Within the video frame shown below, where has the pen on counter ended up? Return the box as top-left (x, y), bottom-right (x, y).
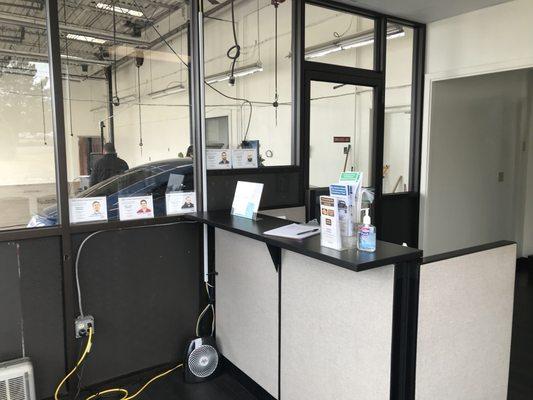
top-left (297, 228), bottom-right (320, 236)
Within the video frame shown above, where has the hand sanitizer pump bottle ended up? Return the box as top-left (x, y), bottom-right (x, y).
top-left (357, 208), bottom-right (376, 252)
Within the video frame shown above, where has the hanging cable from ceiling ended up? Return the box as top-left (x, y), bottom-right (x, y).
top-left (62, 0), bottom-right (74, 136)
top-left (136, 52), bottom-right (144, 156)
top-left (112, 0), bottom-right (120, 106)
top-left (272, 0), bottom-right (280, 126)
top-left (227, 0), bottom-right (240, 86)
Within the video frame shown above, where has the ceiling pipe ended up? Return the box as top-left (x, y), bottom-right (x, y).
top-left (0, 11), bottom-right (150, 46)
top-left (0, 47), bottom-right (112, 66)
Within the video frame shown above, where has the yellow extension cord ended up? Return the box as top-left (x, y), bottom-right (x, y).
top-left (53, 327), bottom-right (183, 400)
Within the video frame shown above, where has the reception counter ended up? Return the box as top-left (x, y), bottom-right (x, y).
top-left (186, 211), bottom-right (422, 400)
top-left (185, 212), bottom-right (516, 400)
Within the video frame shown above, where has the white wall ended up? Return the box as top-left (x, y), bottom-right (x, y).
top-left (422, 0), bottom-right (533, 256)
top-left (423, 71), bottom-right (528, 256)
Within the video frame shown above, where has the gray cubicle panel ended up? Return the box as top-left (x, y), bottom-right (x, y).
top-left (214, 228), bottom-right (397, 400)
top-left (281, 252), bottom-right (395, 400)
top-left (416, 242), bottom-right (516, 400)
top-left (215, 229), bottom-right (279, 397)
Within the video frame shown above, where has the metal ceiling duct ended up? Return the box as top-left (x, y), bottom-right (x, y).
top-left (0, 11), bottom-right (149, 47)
top-left (0, 47), bottom-right (111, 66)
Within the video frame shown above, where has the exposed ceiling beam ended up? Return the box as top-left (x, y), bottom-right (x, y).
top-left (0, 47), bottom-right (111, 66)
top-left (0, 11), bottom-right (149, 47)
top-left (0, 1), bottom-right (43, 11)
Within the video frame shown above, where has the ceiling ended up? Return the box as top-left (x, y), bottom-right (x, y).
top-left (0, 0), bottom-right (187, 76)
top-left (341, 0), bottom-right (515, 22)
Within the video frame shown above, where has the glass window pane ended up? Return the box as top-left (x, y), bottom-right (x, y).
top-left (383, 24), bottom-right (414, 194)
top-left (309, 81), bottom-right (374, 188)
top-left (57, 2), bottom-right (194, 224)
top-left (0, 23), bottom-right (58, 230)
top-left (305, 4), bottom-right (375, 70)
top-left (203, 0), bottom-right (293, 167)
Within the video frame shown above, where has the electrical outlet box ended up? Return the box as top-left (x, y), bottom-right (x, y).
top-left (75, 315), bottom-right (94, 339)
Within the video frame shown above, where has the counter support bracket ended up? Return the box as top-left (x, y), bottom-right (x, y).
top-left (266, 243), bottom-right (281, 273)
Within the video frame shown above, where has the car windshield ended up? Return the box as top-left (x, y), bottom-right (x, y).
top-left (79, 159), bottom-right (191, 198)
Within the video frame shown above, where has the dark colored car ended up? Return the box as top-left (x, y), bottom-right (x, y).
top-left (28, 158), bottom-right (194, 227)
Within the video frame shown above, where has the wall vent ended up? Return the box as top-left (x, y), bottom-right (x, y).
top-left (0, 358), bottom-right (35, 400)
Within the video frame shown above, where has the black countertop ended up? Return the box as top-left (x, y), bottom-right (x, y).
top-left (185, 211), bottom-right (423, 272)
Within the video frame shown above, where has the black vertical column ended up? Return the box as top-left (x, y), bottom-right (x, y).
top-left (390, 260), bottom-right (421, 400)
top-left (45, 0), bottom-right (77, 397)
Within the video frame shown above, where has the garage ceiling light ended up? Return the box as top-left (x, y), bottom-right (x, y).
top-left (66, 33), bottom-right (106, 44)
top-left (95, 2), bottom-right (144, 17)
top-left (305, 25), bottom-right (405, 59)
top-left (206, 62), bottom-right (263, 84)
top-left (149, 83), bottom-right (186, 99)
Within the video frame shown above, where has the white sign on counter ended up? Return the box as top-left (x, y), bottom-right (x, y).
top-left (231, 181), bottom-right (263, 219)
top-left (166, 191), bottom-right (196, 215)
top-left (118, 195), bottom-right (154, 221)
top-left (69, 197), bottom-right (108, 224)
top-left (206, 149), bottom-right (232, 169)
top-left (232, 149), bottom-right (258, 169)
top-left (319, 195), bottom-right (343, 250)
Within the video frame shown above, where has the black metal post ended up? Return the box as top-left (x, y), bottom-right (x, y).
top-left (45, 0), bottom-right (77, 397)
top-left (105, 66), bottom-right (115, 143)
top-left (390, 260), bottom-right (421, 400)
top-left (189, 0), bottom-right (206, 211)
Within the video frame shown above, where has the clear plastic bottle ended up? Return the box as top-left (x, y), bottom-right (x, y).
top-left (357, 208), bottom-right (376, 252)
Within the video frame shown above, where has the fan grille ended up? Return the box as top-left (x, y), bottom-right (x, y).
top-left (188, 345), bottom-right (218, 378)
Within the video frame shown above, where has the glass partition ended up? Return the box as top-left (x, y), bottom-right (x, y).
top-left (383, 24), bottom-right (414, 193)
top-left (305, 3), bottom-right (376, 70)
top-left (55, 1), bottom-right (194, 225)
top-left (202, 0), bottom-right (293, 168)
top-left (0, 22), bottom-right (57, 230)
top-left (309, 81), bottom-right (374, 188)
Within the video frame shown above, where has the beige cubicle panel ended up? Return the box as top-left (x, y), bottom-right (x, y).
top-left (215, 229), bottom-right (279, 398)
top-left (281, 252), bottom-right (395, 400)
top-left (416, 244), bottom-right (516, 400)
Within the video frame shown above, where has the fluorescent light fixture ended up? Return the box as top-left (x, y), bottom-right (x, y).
top-left (120, 94), bottom-right (137, 103)
top-left (305, 25), bottom-right (405, 59)
top-left (66, 33), bottom-right (106, 44)
top-left (149, 83), bottom-right (186, 99)
top-left (206, 62), bottom-right (263, 84)
top-left (96, 2), bottom-right (144, 17)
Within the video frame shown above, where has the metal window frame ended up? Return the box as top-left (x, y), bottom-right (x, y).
top-left (300, 0), bottom-right (426, 241)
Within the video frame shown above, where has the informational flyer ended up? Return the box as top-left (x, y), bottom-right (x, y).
top-left (231, 181), bottom-right (264, 219)
top-left (330, 183), bottom-right (354, 236)
top-left (339, 171), bottom-right (363, 224)
top-left (118, 195), bottom-right (155, 221)
top-left (232, 149), bottom-right (258, 169)
top-left (166, 191), bottom-right (196, 215)
top-left (319, 195), bottom-right (343, 250)
top-left (69, 197), bottom-right (108, 224)
top-left (206, 149), bottom-right (232, 170)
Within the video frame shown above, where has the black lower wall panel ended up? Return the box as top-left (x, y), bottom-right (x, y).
top-left (0, 242), bottom-right (24, 362)
top-left (71, 222), bottom-right (202, 388)
top-left (0, 237), bottom-right (65, 400)
top-left (379, 192), bottom-right (419, 248)
top-left (207, 169), bottom-right (302, 210)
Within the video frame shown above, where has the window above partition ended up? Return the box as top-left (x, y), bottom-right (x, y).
top-left (305, 3), bottom-right (377, 70)
top-left (202, 0), bottom-right (293, 168)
